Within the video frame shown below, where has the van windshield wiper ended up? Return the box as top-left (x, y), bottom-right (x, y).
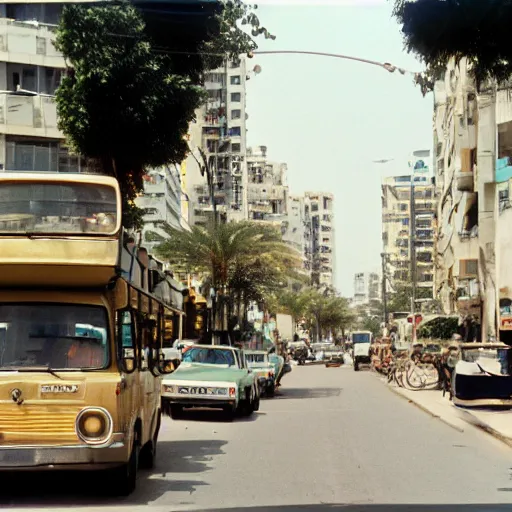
top-left (6, 366), bottom-right (63, 379)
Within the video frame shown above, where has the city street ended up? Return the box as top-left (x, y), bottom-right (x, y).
top-left (2, 366), bottom-right (512, 511)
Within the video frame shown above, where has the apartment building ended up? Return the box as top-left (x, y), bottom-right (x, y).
top-left (186, 58), bottom-right (249, 227)
top-left (246, 145), bottom-right (287, 221)
top-left (305, 191), bottom-right (335, 289)
top-left (134, 165), bottom-right (189, 254)
top-left (432, 58), bottom-right (512, 342)
top-left (0, 5), bottom-right (87, 173)
top-left (381, 153), bottom-right (436, 299)
top-left (353, 272), bottom-right (381, 306)
top-left (286, 195), bottom-right (311, 276)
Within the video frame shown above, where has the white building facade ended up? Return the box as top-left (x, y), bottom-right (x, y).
top-left (432, 57), bottom-right (512, 342)
top-left (0, 5), bottom-right (86, 173)
top-left (305, 191), bottom-right (335, 289)
top-left (353, 272), bottom-right (381, 306)
top-left (186, 58), bottom-right (249, 226)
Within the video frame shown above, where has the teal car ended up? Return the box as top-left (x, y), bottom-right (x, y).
top-left (268, 347), bottom-right (292, 386)
top-left (161, 345), bottom-right (260, 419)
top-left (245, 350), bottom-right (276, 397)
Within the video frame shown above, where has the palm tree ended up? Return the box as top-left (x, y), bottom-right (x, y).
top-left (156, 221), bottom-right (302, 336)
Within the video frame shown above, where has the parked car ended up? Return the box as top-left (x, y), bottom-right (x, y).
top-left (161, 345), bottom-right (260, 419)
top-left (245, 350), bottom-right (276, 396)
top-left (452, 342), bottom-right (512, 407)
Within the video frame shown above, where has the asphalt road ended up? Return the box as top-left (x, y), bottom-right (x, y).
top-left (3, 365), bottom-right (512, 512)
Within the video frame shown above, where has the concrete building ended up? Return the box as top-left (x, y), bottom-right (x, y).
top-left (135, 166), bottom-right (190, 254)
top-left (381, 153), bottom-right (436, 299)
top-left (285, 194), bottom-right (311, 276)
top-left (246, 145), bottom-right (288, 222)
top-left (432, 58), bottom-right (512, 342)
top-left (353, 272), bottom-right (381, 306)
top-left (305, 191), bottom-right (335, 289)
top-left (186, 58), bottom-right (249, 227)
top-left (0, 5), bottom-right (84, 173)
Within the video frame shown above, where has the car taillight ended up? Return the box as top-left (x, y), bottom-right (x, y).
top-left (229, 387), bottom-right (236, 397)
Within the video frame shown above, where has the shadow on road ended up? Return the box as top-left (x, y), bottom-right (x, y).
top-left (274, 387), bottom-right (342, 400)
top-left (0, 439), bottom-right (227, 508)
top-left (171, 409), bottom-right (264, 423)
top-left (197, 505), bottom-right (512, 512)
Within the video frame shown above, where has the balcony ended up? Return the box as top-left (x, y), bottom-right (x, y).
top-left (0, 19), bottom-right (64, 68)
top-left (455, 170), bottom-right (474, 192)
top-left (0, 93), bottom-right (61, 138)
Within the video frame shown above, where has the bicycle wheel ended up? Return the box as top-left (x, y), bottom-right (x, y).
top-left (406, 363), bottom-right (439, 390)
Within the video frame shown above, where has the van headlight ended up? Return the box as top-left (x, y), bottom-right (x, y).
top-left (76, 407), bottom-right (113, 445)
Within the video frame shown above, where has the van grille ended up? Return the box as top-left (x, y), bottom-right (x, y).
top-left (0, 405), bottom-right (81, 445)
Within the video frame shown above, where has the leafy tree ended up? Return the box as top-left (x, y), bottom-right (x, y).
top-left (392, 0), bottom-right (512, 90)
top-left (55, 1), bottom-right (274, 229)
top-left (361, 316), bottom-right (382, 338)
top-left (387, 284), bottom-right (431, 313)
top-left (417, 316), bottom-right (459, 340)
top-left (156, 221), bottom-right (299, 288)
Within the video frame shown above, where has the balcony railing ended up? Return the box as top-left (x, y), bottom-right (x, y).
top-left (0, 19), bottom-right (64, 66)
top-left (0, 93), bottom-right (61, 138)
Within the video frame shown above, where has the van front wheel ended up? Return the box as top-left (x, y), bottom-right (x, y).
top-left (111, 441), bottom-right (138, 496)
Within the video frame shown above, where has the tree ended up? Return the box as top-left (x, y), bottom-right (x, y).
top-left (277, 288), bottom-right (316, 332)
top-left (387, 284), bottom-right (431, 313)
top-left (361, 316), bottom-right (381, 338)
top-left (156, 221), bottom-right (299, 288)
top-left (156, 221), bottom-right (300, 333)
top-left (392, 0), bottom-right (512, 91)
top-left (55, 1), bottom-right (274, 228)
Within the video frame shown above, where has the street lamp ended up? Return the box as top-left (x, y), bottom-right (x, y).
top-left (252, 50), bottom-right (417, 77)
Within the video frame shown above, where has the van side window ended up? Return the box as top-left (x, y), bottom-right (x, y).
top-left (120, 310), bottom-right (135, 348)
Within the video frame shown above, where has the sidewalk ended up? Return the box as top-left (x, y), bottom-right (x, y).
top-left (384, 377), bottom-right (512, 446)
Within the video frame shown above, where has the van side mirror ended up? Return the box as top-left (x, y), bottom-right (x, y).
top-left (122, 347), bottom-right (136, 373)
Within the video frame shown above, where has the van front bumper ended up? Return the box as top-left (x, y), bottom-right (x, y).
top-left (0, 433), bottom-right (128, 471)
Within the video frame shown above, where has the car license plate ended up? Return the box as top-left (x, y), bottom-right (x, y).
top-left (178, 386), bottom-right (226, 396)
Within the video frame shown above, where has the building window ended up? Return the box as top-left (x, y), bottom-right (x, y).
top-left (231, 143), bottom-right (241, 153)
top-left (230, 75), bottom-right (241, 85)
top-left (311, 203), bottom-right (319, 212)
top-left (231, 109), bottom-right (241, 120)
top-left (7, 64), bottom-right (62, 95)
top-left (399, 203), bottom-right (408, 211)
top-left (230, 59), bottom-right (241, 68)
top-left (231, 92), bottom-right (241, 102)
top-left (460, 259), bottom-right (478, 278)
top-left (229, 127), bottom-right (241, 137)
top-left (5, 137), bottom-right (85, 173)
top-left (6, 3), bottom-right (63, 24)
top-left (6, 137), bottom-right (58, 172)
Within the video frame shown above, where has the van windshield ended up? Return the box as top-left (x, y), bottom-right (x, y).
top-left (0, 304), bottom-right (109, 370)
top-left (352, 333), bottom-right (371, 344)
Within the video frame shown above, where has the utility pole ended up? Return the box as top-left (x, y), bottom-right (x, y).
top-left (409, 166), bottom-right (417, 343)
top-left (381, 252), bottom-right (388, 326)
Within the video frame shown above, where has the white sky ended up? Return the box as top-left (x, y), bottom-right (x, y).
top-left (245, 1), bottom-right (433, 296)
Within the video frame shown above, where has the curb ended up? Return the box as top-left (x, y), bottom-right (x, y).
top-left (387, 384), bottom-right (465, 433)
top-left (456, 408), bottom-right (512, 448)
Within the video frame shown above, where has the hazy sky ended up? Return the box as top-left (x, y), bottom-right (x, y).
top-left (245, 0), bottom-right (433, 296)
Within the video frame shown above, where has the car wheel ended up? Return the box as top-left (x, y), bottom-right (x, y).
top-left (253, 390), bottom-right (260, 411)
top-left (354, 360), bottom-right (359, 372)
top-left (266, 383), bottom-right (275, 397)
top-left (170, 404), bottom-right (184, 419)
